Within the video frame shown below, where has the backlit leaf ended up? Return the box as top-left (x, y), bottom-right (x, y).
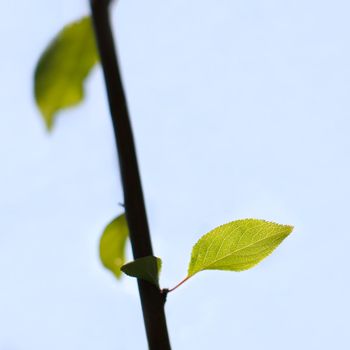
top-left (121, 256), bottom-right (162, 287)
top-left (188, 219), bottom-right (293, 277)
top-left (100, 214), bottom-right (129, 279)
top-left (34, 16), bottom-right (98, 129)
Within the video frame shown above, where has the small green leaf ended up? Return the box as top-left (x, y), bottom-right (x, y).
top-left (121, 256), bottom-right (162, 287)
top-left (34, 16), bottom-right (98, 130)
top-left (100, 214), bottom-right (129, 279)
top-left (188, 219), bottom-right (293, 277)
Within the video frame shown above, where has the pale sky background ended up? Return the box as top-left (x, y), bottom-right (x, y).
top-left (1, 0), bottom-right (350, 349)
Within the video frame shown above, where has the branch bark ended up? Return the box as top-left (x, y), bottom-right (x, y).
top-left (89, 1), bottom-right (171, 349)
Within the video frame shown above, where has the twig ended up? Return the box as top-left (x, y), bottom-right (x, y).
top-left (89, 1), bottom-right (171, 348)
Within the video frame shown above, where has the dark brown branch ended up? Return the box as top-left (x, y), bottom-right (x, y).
top-left (89, 1), bottom-right (171, 349)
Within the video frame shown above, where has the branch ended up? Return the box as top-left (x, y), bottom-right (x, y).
top-left (89, 1), bottom-right (171, 349)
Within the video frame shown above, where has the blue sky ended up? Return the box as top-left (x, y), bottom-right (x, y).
top-left (1, 0), bottom-right (350, 349)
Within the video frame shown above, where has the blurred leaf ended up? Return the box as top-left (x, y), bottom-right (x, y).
top-left (100, 214), bottom-right (129, 279)
top-left (188, 219), bottom-right (293, 277)
top-left (34, 16), bottom-right (98, 130)
top-left (121, 256), bottom-right (162, 287)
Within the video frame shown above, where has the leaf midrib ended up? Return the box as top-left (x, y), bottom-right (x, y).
top-left (192, 230), bottom-right (288, 273)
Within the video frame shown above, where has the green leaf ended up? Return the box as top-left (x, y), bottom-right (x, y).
top-left (100, 214), bottom-right (129, 279)
top-left (34, 16), bottom-right (98, 130)
top-left (121, 256), bottom-right (162, 287)
top-left (188, 219), bottom-right (293, 277)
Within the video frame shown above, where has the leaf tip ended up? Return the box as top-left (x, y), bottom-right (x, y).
top-left (44, 116), bottom-right (54, 132)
